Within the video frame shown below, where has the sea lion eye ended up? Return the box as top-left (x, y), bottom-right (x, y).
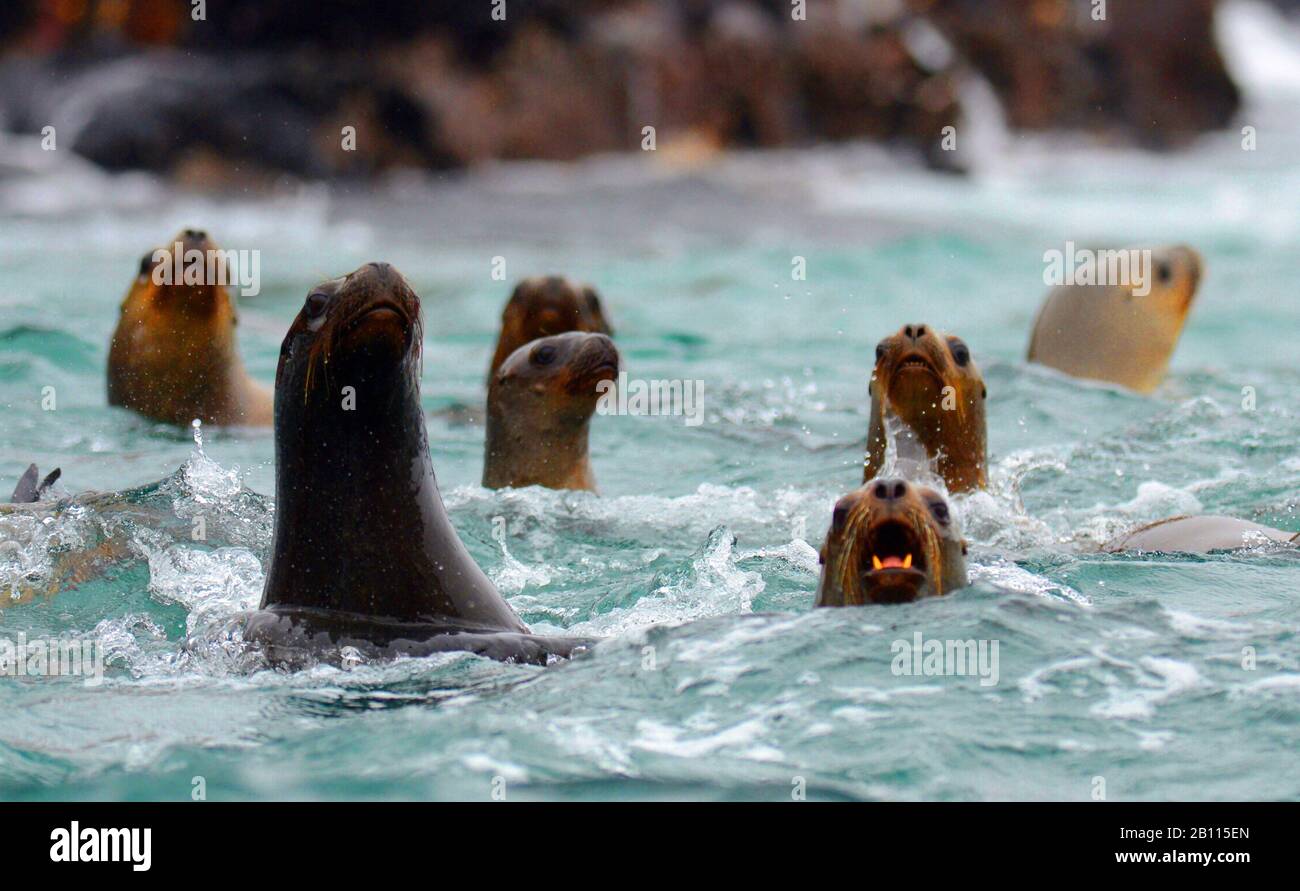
top-left (874, 342), bottom-right (886, 364)
top-left (948, 338), bottom-right (970, 367)
top-left (138, 254), bottom-right (154, 276)
top-left (305, 292), bottom-right (329, 318)
top-left (1156, 261), bottom-right (1172, 285)
top-left (532, 344), bottom-right (558, 366)
top-left (929, 501), bottom-right (950, 524)
top-left (831, 504), bottom-right (849, 531)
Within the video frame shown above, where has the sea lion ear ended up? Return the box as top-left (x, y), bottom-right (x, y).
top-left (506, 280), bottom-right (530, 312)
top-left (981, 385), bottom-right (987, 399)
top-left (583, 286), bottom-right (613, 335)
top-left (961, 539), bottom-right (968, 556)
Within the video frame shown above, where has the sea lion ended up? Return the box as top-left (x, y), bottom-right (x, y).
top-left (1106, 515), bottom-right (1298, 553)
top-left (489, 276), bottom-right (613, 379)
top-left (245, 261), bottom-right (590, 666)
top-left (483, 331), bottom-right (620, 491)
top-left (816, 477), bottom-right (968, 606)
top-left (864, 324), bottom-right (988, 493)
top-left (107, 228), bottom-right (273, 426)
top-left (1027, 245), bottom-right (1203, 393)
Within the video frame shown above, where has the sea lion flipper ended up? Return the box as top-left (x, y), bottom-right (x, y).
top-left (37, 467), bottom-right (62, 499)
top-left (9, 463), bottom-right (40, 503)
top-left (8, 463), bottom-right (57, 503)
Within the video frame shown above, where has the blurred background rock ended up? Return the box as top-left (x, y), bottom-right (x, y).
top-left (0, 0), bottom-right (1272, 184)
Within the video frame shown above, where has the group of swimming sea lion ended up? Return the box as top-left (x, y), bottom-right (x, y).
top-left (7, 234), bottom-right (1294, 664)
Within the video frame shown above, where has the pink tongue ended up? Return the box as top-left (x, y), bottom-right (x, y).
top-left (879, 556), bottom-right (907, 569)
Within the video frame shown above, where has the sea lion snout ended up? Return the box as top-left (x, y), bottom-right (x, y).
top-left (566, 332), bottom-right (621, 391)
top-left (871, 477), bottom-right (909, 502)
top-left (330, 262), bottom-right (421, 351)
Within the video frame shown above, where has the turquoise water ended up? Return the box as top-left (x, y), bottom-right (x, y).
top-left (1, 3), bottom-right (1298, 802)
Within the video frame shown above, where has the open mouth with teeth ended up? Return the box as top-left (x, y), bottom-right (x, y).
top-left (858, 518), bottom-right (929, 603)
top-left (893, 351), bottom-right (939, 377)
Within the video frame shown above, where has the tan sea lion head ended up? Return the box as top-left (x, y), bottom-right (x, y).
top-left (107, 228), bottom-right (271, 425)
top-left (489, 276), bottom-right (613, 378)
top-left (865, 323), bottom-right (988, 493)
top-left (484, 331), bottom-right (621, 491)
top-left (1027, 244), bottom-right (1203, 393)
top-left (816, 478), bottom-right (968, 606)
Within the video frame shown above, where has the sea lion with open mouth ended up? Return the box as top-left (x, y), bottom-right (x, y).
top-left (1027, 245), bottom-right (1202, 393)
top-left (243, 262), bottom-right (591, 666)
top-left (489, 276), bottom-right (613, 379)
top-left (483, 331), bottom-right (620, 491)
top-left (107, 228), bottom-right (273, 426)
top-left (864, 324), bottom-right (988, 493)
top-left (1106, 515), bottom-right (1298, 553)
top-left (816, 477), bottom-right (968, 606)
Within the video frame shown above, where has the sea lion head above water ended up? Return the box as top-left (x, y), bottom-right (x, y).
top-left (107, 228), bottom-right (272, 426)
top-left (1027, 244), bottom-right (1203, 393)
top-left (262, 262), bottom-right (526, 632)
top-left (864, 323), bottom-right (987, 493)
top-left (489, 276), bottom-right (613, 379)
top-left (484, 331), bottom-right (620, 491)
top-left (816, 478), bottom-right (968, 606)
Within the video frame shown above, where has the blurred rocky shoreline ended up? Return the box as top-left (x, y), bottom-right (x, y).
top-left (0, 0), bottom-right (1263, 183)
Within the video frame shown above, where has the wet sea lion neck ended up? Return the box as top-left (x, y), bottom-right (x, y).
top-left (483, 409), bottom-right (596, 491)
top-left (262, 369), bottom-right (524, 631)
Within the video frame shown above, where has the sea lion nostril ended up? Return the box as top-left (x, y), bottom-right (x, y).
top-left (183, 228), bottom-right (206, 241)
top-left (874, 481), bottom-right (888, 499)
top-left (893, 482), bottom-right (907, 499)
top-left (916, 325), bottom-right (927, 337)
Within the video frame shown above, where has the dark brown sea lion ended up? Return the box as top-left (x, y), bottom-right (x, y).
top-left (1106, 515), bottom-right (1298, 553)
top-left (245, 261), bottom-right (590, 666)
top-left (107, 228), bottom-right (273, 426)
top-left (488, 276), bottom-right (613, 379)
top-left (816, 478), bottom-right (968, 606)
top-left (1027, 245), bottom-right (1202, 393)
top-left (483, 331), bottom-right (620, 491)
top-left (864, 324), bottom-right (988, 493)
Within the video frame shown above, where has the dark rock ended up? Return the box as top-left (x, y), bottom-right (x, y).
top-left (912, 0), bottom-right (1240, 147)
top-left (0, 0), bottom-right (1245, 180)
